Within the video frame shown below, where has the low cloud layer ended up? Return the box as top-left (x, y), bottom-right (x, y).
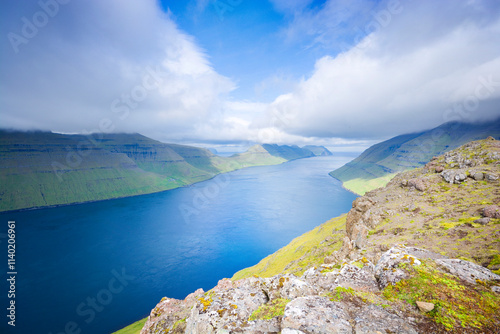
top-left (1, 0), bottom-right (235, 142)
top-left (1, 0), bottom-right (499, 147)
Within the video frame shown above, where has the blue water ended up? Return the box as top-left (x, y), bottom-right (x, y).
top-left (0, 156), bottom-right (357, 334)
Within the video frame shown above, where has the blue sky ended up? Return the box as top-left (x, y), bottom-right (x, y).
top-left (1, 0), bottom-right (500, 151)
top-left (161, 0), bottom-right (369, 102)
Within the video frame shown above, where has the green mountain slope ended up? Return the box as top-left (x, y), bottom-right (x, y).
top-left (0, 131), bottom-right (325, 212)
top-left (330, 118), bottom-right (500, 195)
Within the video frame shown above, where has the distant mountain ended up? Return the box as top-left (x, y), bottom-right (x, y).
top-left (303, 145), bottom-right (333, 156)
top-left (0, 131), bottom-right (323, 212)
top-left (329, 118), bottom-right (500, 195)
top-left (261, 144), bottom-right (315, 160)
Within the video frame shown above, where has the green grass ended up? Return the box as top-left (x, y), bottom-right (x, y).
top-left (341, 173), bottom-right (398, 195)
top-left (232, 215), bottom-right (346, 280)
top-left (248, 298), bottom-right (290, 321)
top-left (383, 260), bottom-right (500, 330)
top-left (111, 317), bottom-right (147, 334)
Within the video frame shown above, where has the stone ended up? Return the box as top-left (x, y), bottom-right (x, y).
top-left (485, 173), bottom-right (499, 181)
top-left (335, 262), bottom-right (379, 292)
top-left (141, 288), bottom-right (204, 334)
top-left (282, 329), bottom-right (306, 334)
top-left (441, 169), bottom-right (468, 184)
top-left (472, 172), bottom-right (484, 181)
top-left (435, 166), bottom-right (444, 173)
top-left (354, 304), bottom-right (418, 334)
top-left (351, 223), bottom-right (368, 249)
top-left (282, 296), bottom-right (352, 333)
top-left (487, 136), bottom-right (495, 141)
top-left (441, 170), bottom-right (455, 184)
top-left (482, 205), bottom-right (500, 218)
top-left (408, 178), bottom-right (426, 191)
top-left (374, 246), bottom-right (422, 289)
top-left (416, 301), bottom-right (435, 313)
top-left (455, 173), bottom-right (467, 182)
top-left (184, 277), bottom-right (270, 334)
top-left (265, 275), bottom-right (316, 300)
top-left (492, 286), bottom-right (500, 294)
top-left (435, 259), bottom-right (500, 285)
top-left (474, 217), bottom-right (490, 225)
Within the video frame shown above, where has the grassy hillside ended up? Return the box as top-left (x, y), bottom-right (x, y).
top-left (112, 318), bottom-right (147, 334)
top-left (0, 131), bottom-right (323, 212)
top-left (236, 138), bottom-right (500, 280)
top-left (330, 119), bottom-right (500, 195)
top-left (232, 215), bottom-right (347, 280)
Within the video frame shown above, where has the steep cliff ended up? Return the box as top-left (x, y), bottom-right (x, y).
top-left (138, 138), bottom-right (500, 334)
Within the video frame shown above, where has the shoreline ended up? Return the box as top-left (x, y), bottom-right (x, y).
top-left (0, 158), bottom-right (308, 214)
top-left (328, 173), bottom-right (362, 196)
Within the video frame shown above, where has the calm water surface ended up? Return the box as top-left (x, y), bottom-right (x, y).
top-left (0, 155), bottom-right (358, 334)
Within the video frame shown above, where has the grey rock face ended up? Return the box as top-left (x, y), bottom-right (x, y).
top-left (141, 288), bottom-right (204, 334)
top-left (142, 245), bottom-right (500, 334)
top-left (374, 246), bottom-right (422, 289)
top-left (345, 197), bottom-right (381, 249)
top-left (282, 329), bottom-right (306, 334)
top-left (335, 262), bottom-right (379, 292)
top-left (354, 304), bottom-right (419, 334)
top-left (185, 278), bottom-right (269, 334)
top-left (264, 275), bottom-right (317, 300)
top-left (435, 259), bottom-right (500, 285)
top-left (282, 296), bottom-right (352, 334)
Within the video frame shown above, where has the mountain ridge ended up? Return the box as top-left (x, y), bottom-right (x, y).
top-left (0, 130), bottom-right (330, 212)
top-left (329, 118), bottom-right (500, 195)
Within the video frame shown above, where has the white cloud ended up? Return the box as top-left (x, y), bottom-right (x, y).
top-left (261, 0), bottom-right (500, 140)
top-left (0, 0), bottom-right (235, 141)
top-left (1, 0), bottom-right (499, 147)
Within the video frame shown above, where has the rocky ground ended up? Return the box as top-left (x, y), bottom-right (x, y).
top-left (140, 138), bottom-right (500, 334)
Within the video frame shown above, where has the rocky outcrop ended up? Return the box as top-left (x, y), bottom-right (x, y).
top-left (345, 197), bottom-right (381, 249)
top-left (435, 259), bottom-right (500, 285)
top-left (141, 245), bottom-right (500, 334)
